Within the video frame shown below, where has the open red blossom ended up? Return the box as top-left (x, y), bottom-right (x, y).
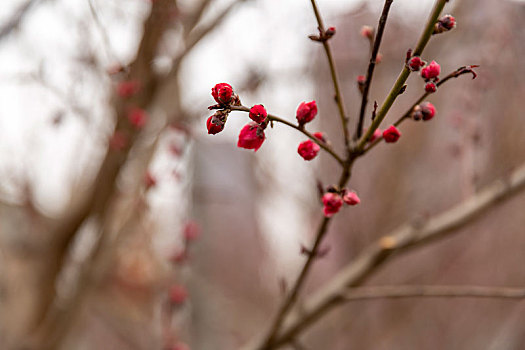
top-left (322, 192), bottom-right (343, 217)
top-left (237, 122), bottom-right (265, 151)
top-left (425, 82), bottom-right (437, 93)
top-left (421, 61), bottom-right (441, 80)
top-left (169, 285), bottom-right (188, 305)
top-left (211, 83), bottom-right (233, 105)
top-left (297, 140), bottom-right (320, 161)
top-left (249, 104), bottom-right (267, 123)
top-left (127, 108), bottom-right (148, 128)
top-left (296, 101), bottom-right (317, 126)
top-left (421, 102), bottom-right (436, 121)
top-left (342, 190), bottom-right (361, 206)
top-left (408, 56), bottom-right (426, 71)
top-left (383, 125), bottom-right (401, 143)
top-left (116, 80), bottom-right (140, 98)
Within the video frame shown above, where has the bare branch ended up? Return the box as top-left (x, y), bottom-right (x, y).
top-left (257, 162), bottom-right (525, 349)
top-left (341, 285), bottom-right (525, 302)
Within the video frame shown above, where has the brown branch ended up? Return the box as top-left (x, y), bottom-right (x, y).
top-left (341, 285), bottom-right (525, 302)
top-left (257, 162), bottom-right (525, 349)
top-left (310, 0), bottom-right (350, 149)
top-left (355, 0), bottom-right (394, 140)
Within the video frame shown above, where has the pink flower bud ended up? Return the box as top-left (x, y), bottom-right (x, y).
top-left (249, 104), bottom-right (267, 124)
top-left (297, 140), bottom-right (320, 161)
top-left (382, 125), bottom-right (401, 143)
top-left (369, 128), bottom-right (382, 142)
top-left (237, 122), bottom-right (265, 151)
top-left (375, 53), bottom-right (383, 64)
top-left (116, 80), bottom-right (140, 98)
top-left (127, 107), bottom-right (148, 129)
top-left (183, 221), bottom-right (200, 242)
top-left (425, 82), bottom-right (437, 93)
top-left (360, 25), bottom-right (374, 40)
top-left (420, 102), bottom-right (436, 121)
top-left (144, 171), bottom-right (157, 189)
top-left (342, 190), bottom-right (360, 206)
top-left (211, 83), bottom-right (234, 105)
top-left (296, 101), bottom-right (317, 126)
top-left (421, 61), bottom-right (441, 80)
top-left (408, 56), bottom-right (426, 71)
top-left (169, 285), bottom-right (188, 305)
top-left (322, 192), bottom-right (343, 218)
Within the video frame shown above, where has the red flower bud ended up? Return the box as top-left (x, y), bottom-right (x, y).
top-left (360, 25), bottom-right (374, 40)
top-left (342, 190), bottom-right (360, 206)
top-left (408, 56), bottom-right (426, 71)
top-left (420, 102), bottom-right (436, 121)
top-left (127, 107), bottom-right (148, 129)
top-left (237, 122), bottom-right (265, 151)
top-left (325, 26), bottom-right (336, 38)
top-left (296, 101), bottom-right (317, 126)
top-left (434, 14), bottom-right (456, 34)
top-left (421, 61), bottom-right (441, 80)
top-left (211, 83), bottom-right (234, 105)
top-left (169, 285), bottom-right (188, 305)
top-left (249, 104), bottom-right (267, 124)
top-left (297, 140), bottom-right (320, 161)
top-left (116, 80), bottom-right (140, 98)
top-left (425, 82), bottom-right (437, 93)
top-left (322, 192), bottom-right (343, 218)
top-left (313, 132), bottom-right (325, 142)
top-left (206, 110), bottom-right (228, 135)
top-left (382, 125), bottom-right (401, 143)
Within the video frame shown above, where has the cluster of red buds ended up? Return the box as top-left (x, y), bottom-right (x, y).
top-left (433, 14), bottom-right (456, 34)
top-left (420, 60), bottom-right (441, 93)
top-left (322, 188), bottom-right (361, 217)
top-left (411, 102), bottom-right (436, 121)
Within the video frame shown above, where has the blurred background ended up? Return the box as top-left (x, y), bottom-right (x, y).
top-left (1, 0), bottom-right (525, 349)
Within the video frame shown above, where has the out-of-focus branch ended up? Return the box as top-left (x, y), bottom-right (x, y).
top-left (257, 162), bottom-right (525, 349)
top-left (341, 285), bottom-right (525, 302)
top-left (0, 0), bottom-right (43, 42)
top-left (355, 0), bottom-right (394, 139)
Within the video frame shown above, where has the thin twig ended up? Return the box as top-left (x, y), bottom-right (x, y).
top-left (229, 106), bottom-right (344, 166)
top-left (356, 0), bottom-right (448, 151)
top-left (341, 285), bottom-right (525, 302)
top-left (355, 0), bottom-right (394, 140)
top-left (310, 0), bottom-right (350, 150)
top-left (259, 162), bottom-right (525, 349)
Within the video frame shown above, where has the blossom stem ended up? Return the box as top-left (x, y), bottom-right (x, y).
top-left (229, 106), bottom-right (345, 166)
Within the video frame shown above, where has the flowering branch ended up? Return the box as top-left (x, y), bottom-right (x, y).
top-left (309, 0), bottom-right (350, 149)
top-left (252, 162), bottom-right (525, 349)
top-left (363, 65), bottom-right (479, 153)
top-left (356, 0), bottom-right (448, 151)
top-left (355, 0), bottom-right (394, 139)
top-left (340, 285), bottom-right (525, 302)
top-left (228, 105), bottom-right (345, 166)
